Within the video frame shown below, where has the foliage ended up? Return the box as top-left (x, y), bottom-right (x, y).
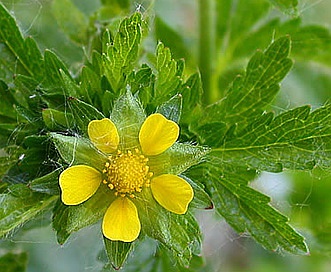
top-left (0, 0), bottom-right (331, 271)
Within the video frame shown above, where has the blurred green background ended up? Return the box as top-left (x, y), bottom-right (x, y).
top-left (0, 0), bottom-right (331, 271)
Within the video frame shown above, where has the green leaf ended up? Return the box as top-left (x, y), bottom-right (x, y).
top-left (103, 13), bottom-right (142, 92)
top-left (200, 162), bottom-right (308, 254)
top-left (212, 104), bottom-right (331, 172)
top-left (28, 169), bottom-right (61, 195)
top-left (199, 36), bottom-right (292, 141)
top-left (42, 108), bottom-right (74, 131)
top-left (52, 0), bottom-right (88, 45)
top-left (0, 251), bottom-right (28, 272)
top-left (268, 0), bottom-right (298, 15)
top-left (153, 43), bottom-right (182, 106)
top-left (53, 186), bottom-right (115, 244)
top-left (0, 3), bottom-right (43, 80)
top-left (0, 146), bottom-right (22, 177)
top-left (104, 238), bottom-right (133, 270)
top-left (43, 50), bottom-right (74, 92)
top-left (180, 73), bottom-right (202, 124)
top-left (50, 133), bottom-right (107, 171)
top-left (0, 184), bottom-right (56, 237)
top-left (0, 80), bottom-right (17, 120)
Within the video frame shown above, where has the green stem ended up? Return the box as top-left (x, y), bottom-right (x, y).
top-left (199, 0), bottom-right (216, 105)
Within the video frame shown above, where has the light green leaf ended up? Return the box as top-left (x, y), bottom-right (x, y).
top-left (153, 42), bottom-right (182, 106)
top-left (52, 0), bottom-right (88, 45)
top-left (103, 13), bottom-right (142, 92)
top-left (268, 0), bottom-right (298, 15)
top-left (28, 169), bottom-right (61, 195)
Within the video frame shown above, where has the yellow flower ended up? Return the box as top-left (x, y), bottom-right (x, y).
top-left (59, 113), bottom-right (194, 242)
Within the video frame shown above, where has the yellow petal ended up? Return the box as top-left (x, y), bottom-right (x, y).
top-left (102, 197), bottom-right (141, 242)
top-left (88, 118), bottom-right (119, 153)
top-left (151, 174), bottom-right (193, 214)
top-left (59, 165), bottom-right (101, 205)
top-left (139, 113), bottom-right (179, 156)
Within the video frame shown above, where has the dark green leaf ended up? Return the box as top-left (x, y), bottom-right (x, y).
top-left (28, 169), bottom-right (61, 195)
top-left (0, 3), bottom-right (43, 80)
top-left (212, 104), bottom-right (331, 172)
top-left (0, 251), bottom-right (28, 272)
top-left (0, 184), bottom-right (56, 237)
top-left (42, 108), bottom-right (74, 131)
top-left (201, 162), bottom-right (308, 254)
top-left (200, 37), bottom-right (292, 138)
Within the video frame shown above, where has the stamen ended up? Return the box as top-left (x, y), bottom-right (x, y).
top-left (102, 149), bottom-right (153, 198)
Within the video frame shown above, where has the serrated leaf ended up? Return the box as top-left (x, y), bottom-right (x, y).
top-left (200, 162), bottom-right (308, 254)
top-left (199, 36), bottom-right (292, 143)
top-left (103, 13), bottom-right (142, 92)
top-left (153, 43), bottom-right (182, 106)
top-left (0, 184), bottom-right (56, 237)
top-left (0, 3), bottom-right (43, 80)
top-left (212, 104), bottom-right (331, 172)
top-left (135, 189), bottom-right (201, 268)
top-left (180, 73), bottom-right (202, 124)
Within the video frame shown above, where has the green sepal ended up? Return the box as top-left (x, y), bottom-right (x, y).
top-left (0, 183), bottom-right (57, 237)
top-left (67, 97), bottom-right (105, 134)
top-left (42, 108), bottom-right (74, 131)
top-left (149, 142), bottom-right (210, 176)
top-left (103, 238), bottom-right (133, 270)
top-left (156, 94), bottom-right (182, 123)
top-left (111, 91), bottom-right (145, 149)
top-left (135, 189), bottom-right (201, 267)
top-left (28, 169), bottom-right (61, 195)
top-left (50, 133), bottom-right (107, 171)
top-left (181, 175), bottom-right (213, 210)
top-left (53, 185), bottom-right (115, 244)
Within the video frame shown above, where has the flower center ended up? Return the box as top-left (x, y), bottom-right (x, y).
top-left (102, 149), bottom-right (153, 198)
